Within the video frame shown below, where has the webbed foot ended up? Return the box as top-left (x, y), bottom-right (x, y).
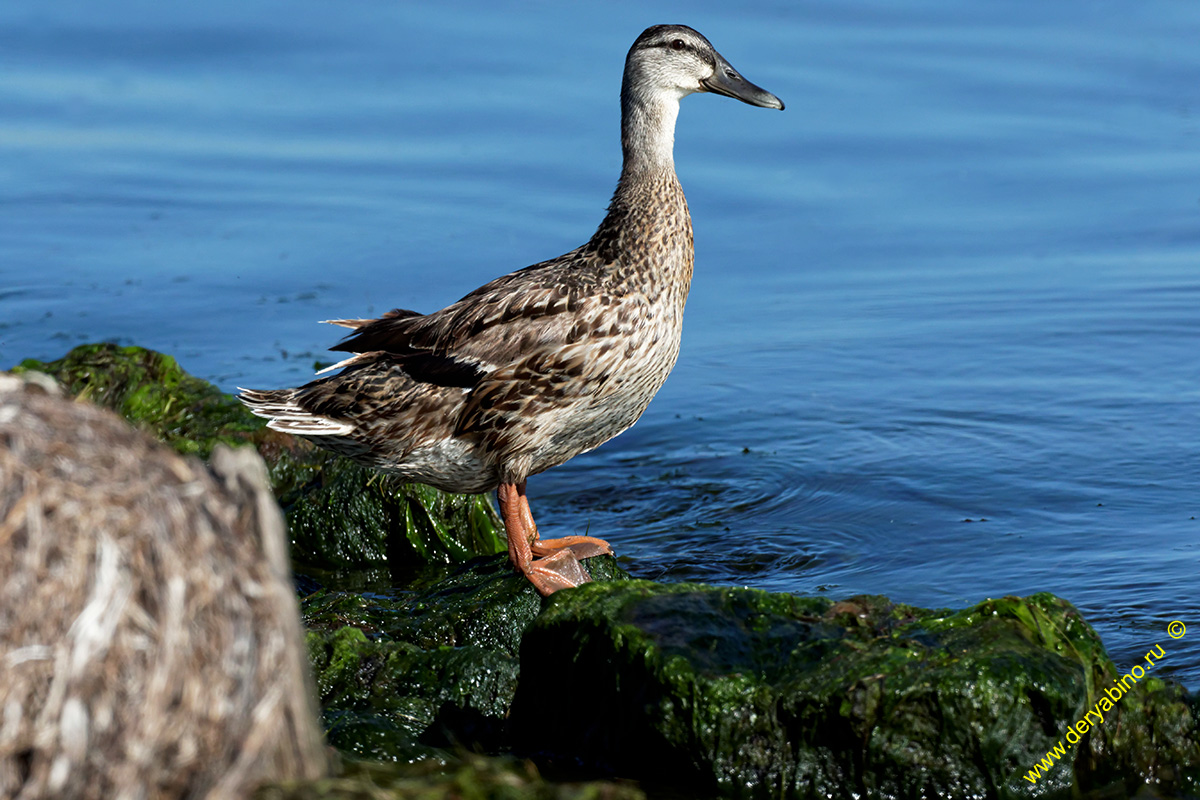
top-left (524, 549), bottom-right (592, 596)
top-left (531, 535), bottom-right (613, 560)
top-left (497, 481), bottom-right (610, 596)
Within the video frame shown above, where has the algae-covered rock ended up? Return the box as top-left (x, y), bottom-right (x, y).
top-left (13, 343), bottom-right (506, 569)
top-left (279, 454), bottom-right (505, 571)
top-left (257, 754), bottom-right (647, 799)
top-left (511, 583), bottom-right (1200, 800)
top-left (307, 626), bottom-right (518, 761)
top-left (303, 554), bottom-right (631, 762)
top-left (13, 343), bottom-right (261, 458)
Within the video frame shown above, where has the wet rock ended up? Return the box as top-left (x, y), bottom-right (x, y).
top-left (12, 343), bottom-right (260, 459)
top-left (511, 582), bottom-right (1200, 800)
top-left (13, 343), bottom-right (506, 570)
top-left (0, 373), bottom-right (329, 799)
top-left (302, 553), bottom-right (631, 762)
top-left (280, 453), bottom-right (505, 572)
top-left (258, 753), bottom-right (646, 799)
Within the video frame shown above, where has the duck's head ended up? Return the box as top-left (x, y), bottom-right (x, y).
top-left (624, 24), bottom-right (784, 111)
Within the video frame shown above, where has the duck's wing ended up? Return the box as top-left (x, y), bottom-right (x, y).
top-left (328, 248), bottom-right (610, 375)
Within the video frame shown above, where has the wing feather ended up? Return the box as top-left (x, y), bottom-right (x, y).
top-left (328, 249), bottom-right (610, 374)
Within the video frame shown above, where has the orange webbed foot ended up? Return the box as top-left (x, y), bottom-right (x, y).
top-left (524, 549), bottom-right (592, 596)
top-left (498, 481), bottom-right (611, 596)
top-left (531, 535), bottom-right (613, 560)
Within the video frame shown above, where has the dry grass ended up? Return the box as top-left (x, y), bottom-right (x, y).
top-left (0, 373), bottom-right (329, 799)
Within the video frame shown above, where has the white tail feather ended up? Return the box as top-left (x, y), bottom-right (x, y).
top-left (322, 318), bottom-right (371, 330)
top-left (266, 416), bottom-right (355, 435)
top-left (237, 388), bottom-right (356, 436)
top-left (314, 353), bottom-right (371, 376)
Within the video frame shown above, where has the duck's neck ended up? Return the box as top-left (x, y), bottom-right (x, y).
top-left (618, 82), bottom-right (681, 180)
top-left (584, 84), bottom-right (693, 317)
top-left (603, 81), bottom-right (687, 223)
top-left (587, 78), bottom-right (692, 298)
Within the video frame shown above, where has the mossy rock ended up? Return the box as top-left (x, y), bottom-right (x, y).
top-left (12, 343), bottom-right (261, 458)
top-left (257, 754), bottom-right (647, 799)
top-left (302, 554), bottom-right (631, 763)
top-left (303, 553), bottom-right (629, 655)
top-left (510, 584), bottom-right (1200, 800)
top-left (307, 626), bottom-right (519, 761)
top-left (279, 454), bottom-right (505, 571)
top-left (12, 343), bottom-right (507, 570)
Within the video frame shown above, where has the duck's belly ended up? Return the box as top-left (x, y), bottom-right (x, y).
top-left (309, 425), bottom-right (499, 495)
top-left (383, 437), bottom-right (500, 494)
top-left (524, 319), bottom-right (683, 476)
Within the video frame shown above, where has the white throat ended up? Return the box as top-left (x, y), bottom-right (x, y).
top-left (620, 86), bottom-right (684, 176)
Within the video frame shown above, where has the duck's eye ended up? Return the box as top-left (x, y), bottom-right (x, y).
top-left (669, 39), bottom-right (686, 51)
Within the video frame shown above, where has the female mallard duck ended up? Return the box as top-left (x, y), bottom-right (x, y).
top-left (240, 24), bottom-right (782, 595)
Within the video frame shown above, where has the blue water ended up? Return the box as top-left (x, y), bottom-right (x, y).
top-left (3, 0), bottom-right (1198, 693)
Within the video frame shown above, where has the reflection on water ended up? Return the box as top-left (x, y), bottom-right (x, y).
top-left (2, 0), bottom-right (1198, 688)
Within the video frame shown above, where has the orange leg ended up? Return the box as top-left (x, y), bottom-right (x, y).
top-left (516, 490), bottom-right (613, 559)
top-left (496, 481), bottom-right (610, 596)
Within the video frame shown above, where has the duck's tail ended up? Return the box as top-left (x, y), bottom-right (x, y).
top-left (237, 387), bottom-right (355, 436)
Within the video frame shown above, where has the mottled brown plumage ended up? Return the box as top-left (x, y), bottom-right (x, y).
top-left (241, 24), bottom-right (782, 594)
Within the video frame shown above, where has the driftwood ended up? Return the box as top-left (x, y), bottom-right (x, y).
top-left (0, 373), bottom-right (329, 799)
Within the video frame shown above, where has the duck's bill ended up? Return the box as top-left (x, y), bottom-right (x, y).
top-left (702, 55), bottom-right (784, 110)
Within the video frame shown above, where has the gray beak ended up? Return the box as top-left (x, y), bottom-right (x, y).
top-left (701, 53), bottom-right (784, 110)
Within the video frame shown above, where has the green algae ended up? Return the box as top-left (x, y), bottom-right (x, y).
top-left (512, 583), bottom-right (1199, 800)
top-left (302, 554), bottom-right (632, 762)
top-left (920, 594), bottom-right (1200, 796)
top-left (306, 626), bottom-right (519, 761)
top-left (257, 754), bottom-right (647, 800)
top-left (13, 342), bottom-right (262, 458)
top-left (282, 455), bottom-right (505, 570)
top-left (302, 555), bottom-right (546, 657)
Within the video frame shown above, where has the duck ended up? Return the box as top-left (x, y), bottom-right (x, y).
top-left (240, 24), bottom-right (783, 596)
